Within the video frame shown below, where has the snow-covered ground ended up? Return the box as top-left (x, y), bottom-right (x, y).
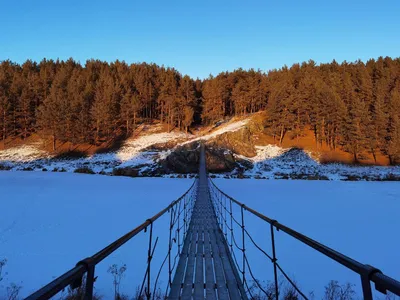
top-left (0, 172), bottom-right (193, 299)
top-left (181, 118), bottom-right (249, 146)
top-left (0, 127), bottom-right (189, 174)
top-left (1, 172), bottom-right (399, 299)
top-left (238, 145), bottom-right (400, 180)
top-left (1, 117), bottom-right (399, 180)
top-left (214, 179), bottom-right (400, 298)
top-left (0, 119), bottom-right (249, 176)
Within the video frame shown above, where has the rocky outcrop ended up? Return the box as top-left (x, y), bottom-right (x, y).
top-left (163, 142), bottom-right (239, 173)
top-left (207, 127), bottom-right (257, 157)
top-left (164, 142), bottom-right (200, 173)
top-left (162, 120), bottom-right (265, 174)
top-left (205, 147), bottom-right (236, 173)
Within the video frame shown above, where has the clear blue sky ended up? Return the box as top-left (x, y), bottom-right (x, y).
top-left (1, 0), bottom-right (399, 79)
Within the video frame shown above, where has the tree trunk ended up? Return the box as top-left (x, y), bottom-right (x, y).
top-left (279, 126), bottom-right (285, 145)
top-left (371, 148), bottom-right (377, 163)
top-left (2, 110), bottom-right (7, 142)
top-left (52, 134), bottom-right (56, 151)
top-left (96, 120), bottom-right (100, 145)
top-left (314, 125), bottom-right (318, 149)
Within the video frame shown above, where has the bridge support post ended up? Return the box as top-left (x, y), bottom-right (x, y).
top-left (360, 265), bottom-right (382, 300)
top-left (270, 222), bottom-right (279, 300)
top-left (146, 221), bottom-right (154, 300)
top-left (220, 193), bottom-right (223, 232)
top-left (75, 257), bottom-right (96, 300)
top-left (168, 207), bottom-right (173, 289)
top-left (224, 195), bottom-right (228, 239)
top-left (241, 205), bottom-right (246, 285)
top-left (229, 199), bottom-right (234, 255)
top-left (84, 263), bottom-right (95, 300)
top-left (184, 194), bottom-right (187, 238)
top-left (361, 274), bottom-right (373, 300)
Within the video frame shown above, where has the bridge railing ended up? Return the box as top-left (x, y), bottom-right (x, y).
top-left (208, 178), bottom-right (400, 300)
top-left (26, 178), bottom-right (198, 300)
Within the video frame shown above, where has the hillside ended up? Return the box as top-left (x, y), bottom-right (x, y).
top-left (1, 114), bottom-right (399, 181)
top-left (1, 58), bottom-right (400, 167)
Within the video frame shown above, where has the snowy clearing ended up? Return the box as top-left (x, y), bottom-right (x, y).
top-left (239, 145), bottom-right (400, 180)
top-left (214, 179), bottom-right (400, 298)
top-left (0, 172), bottom-right (193, 298)
top-left (0, 129), bottom-right (189, 174)
top-left (1, 172), bottom-right (399, 298)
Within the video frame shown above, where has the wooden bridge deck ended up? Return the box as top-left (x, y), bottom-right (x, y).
top-left (169, 146), bottom-right (247, 300)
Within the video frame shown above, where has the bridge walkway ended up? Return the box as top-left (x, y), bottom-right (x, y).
top-left (169, 146), bottom-right (247, 300)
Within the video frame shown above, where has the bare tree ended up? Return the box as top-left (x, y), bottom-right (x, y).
top-left (6, 283), bottom-right (22, 300)
top-left (108, 264), bottom-right (127, 300)
top-left (323, 280), bottom-right (356, 300)
top-left (0, 258), bottom-right (7, 282)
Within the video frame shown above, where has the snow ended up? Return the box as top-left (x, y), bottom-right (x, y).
top-left (0, 172), bottom-right (193, 298)
top-left (181, 117), bottom-right (250, 146)
top-left (253, 145), bottom-right (285, 161)
top-left (0, 129), bottom-right (189, 174)
top-left (198, 118), bottom-right (250, 140)
top-left (0, 144), bottom-right (50, 162)
top-left (0, 119), bottom-right (250, 175)
top-left (1, 172), bottom-right (399, 298)
top-left (115, 131), bottom-right (188, 162)
top-left (1, 118), bottom-right (399, 181)
top-left (239, 145), bottom-right (400, 181)
top-left (213, 179), bottom-right (400, 298)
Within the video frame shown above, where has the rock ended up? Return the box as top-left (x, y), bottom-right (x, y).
top-left (207, 127), bottom-right (257, 157)
top-left (0, 163), bottom-right (12, 171)
top-left (236, 157), bottom-right (254, 170)
top-left (113, 167), bottom-right (139, 177)
top-left (164, 142), bottom-right (201, 173)
top-left (162, 123), bottom-right (264, 174)
top-left (205, 147), bottom-right (236, 173)
top-left (163, 142), bottom-right (239, 173)
top-left (74, 167), bottom-right (95, 174)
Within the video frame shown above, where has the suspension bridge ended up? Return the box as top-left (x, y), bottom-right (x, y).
top-left (26, 145), bottom-right (400, 300)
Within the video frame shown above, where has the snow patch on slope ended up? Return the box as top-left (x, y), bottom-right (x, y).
top-left (116, 132), bottom-right (188, 161)
top-left (0, 144), bottom-right (51, 162)
top-left (239, 145), bottom-right (400, 180)
top-left (253, 145), bottom-right (285, 161)
top-left (0, 118), bottom-right (250, 173)
top-left (181, 118), bottom-right (250, 145)
top-left (0, 130), bottom-right (189, 173)
top-left (1, 118), bottom-right (399, 180)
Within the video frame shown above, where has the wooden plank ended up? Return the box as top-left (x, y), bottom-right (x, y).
top-left (204, 229), bottom-right (217, 300)
top-left (169, 230), bottom-right (193, 299)
top-left (194, 226), bottom-right (205, 299)
top-left (181, 226), bottom-right (198, 298)
top-left (216, 230), bottom-right (243, 300)
top-left (210, 228), bottom-right (229, 299)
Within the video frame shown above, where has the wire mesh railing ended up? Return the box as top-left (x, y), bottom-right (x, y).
top-left (26, 178), bottom-right (198, 300)
top-left (208, 177), bottom-right (400, 300)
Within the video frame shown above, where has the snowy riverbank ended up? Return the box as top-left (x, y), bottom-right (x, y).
top-left (1, 172), bottom-right (399, 298)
